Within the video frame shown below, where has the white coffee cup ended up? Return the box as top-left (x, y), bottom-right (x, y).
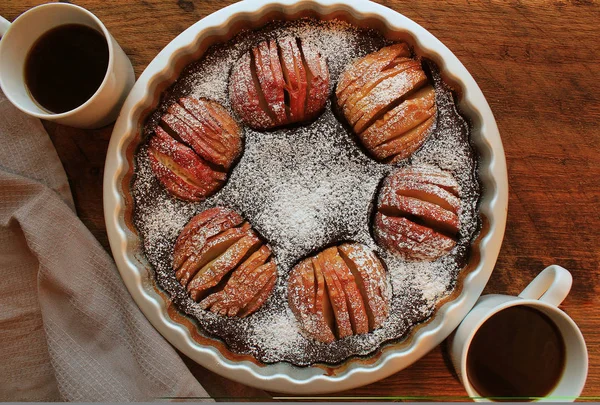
top-left (450, 265), bottom-right (588, 402)
top-left (0, 3), bottom-right (135, 129)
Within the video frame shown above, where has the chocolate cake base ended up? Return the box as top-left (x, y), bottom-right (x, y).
top-left (131, 18), bottom-right (481, 366)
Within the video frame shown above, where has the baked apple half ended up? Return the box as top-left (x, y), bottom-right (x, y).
top-left (229, 37), bottom-right (330, 130)
top-left (173, 207), bottom-right (277, 317)
top-left (336, 43), bottom-right (436, 163)
top-left (288, 243), bottom-right (390, 343)
top-left (148, 97), bottom-right (242, 202)
top-left (374, 165), bottom-right (461, 261)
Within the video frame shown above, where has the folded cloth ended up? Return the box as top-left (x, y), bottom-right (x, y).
top-left (0, 91), bottom-right (210, 401)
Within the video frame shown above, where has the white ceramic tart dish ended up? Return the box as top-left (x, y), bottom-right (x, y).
top-left (103, 0), bottom-right (508, 394)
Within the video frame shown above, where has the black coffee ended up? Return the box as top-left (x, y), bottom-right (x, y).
top-left (467, 306), bottom-right (566, 401)
top-left (24, 24), bottom-right (109, 114)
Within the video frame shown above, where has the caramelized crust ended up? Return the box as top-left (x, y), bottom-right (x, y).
top-left (336, 43), bottom-right (436, 163)
top-left (173, 207), bottom-right (277, 317)
top-left (288, 244), bottom-right (390, 342)
top-left (374, 165), bottom-right (461, 260)
top-left (229, 37), bottom-right (330, 130)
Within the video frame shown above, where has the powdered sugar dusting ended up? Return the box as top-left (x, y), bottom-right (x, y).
top-left (164, 19), bottom-right (366, 112)
top-left (132, 18), bottom-right (481, 365)
top-left (218, 109), bottom-right (382, 270)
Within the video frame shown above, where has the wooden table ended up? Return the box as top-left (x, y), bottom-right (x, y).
top-left (3, 0), bottom-right (599, 401)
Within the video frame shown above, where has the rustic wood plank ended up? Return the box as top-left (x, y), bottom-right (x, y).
top-left (1, 0), bottom-right (598, 400)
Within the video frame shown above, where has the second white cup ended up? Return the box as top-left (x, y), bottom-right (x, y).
top-left (450, 265), bottom-right (588, 402)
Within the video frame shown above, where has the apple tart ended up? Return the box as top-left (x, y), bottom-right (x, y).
top-left (173, 207), bottom-right (277, 317)
top-left (133, 19), bottom-right (482, 366)
top-left (288, 244), bottom-right (390, 343)
top-left (336, 43), bottom-right (436, 163)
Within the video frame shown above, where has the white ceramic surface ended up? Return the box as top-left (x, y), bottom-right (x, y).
top-left (103, 0), bottom-right (509, 394)
top-left (450, 265), bottom-right (588, 402)
top-left (0, 3), bottom-right (135, 129)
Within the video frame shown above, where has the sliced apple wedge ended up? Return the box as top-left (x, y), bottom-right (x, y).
top-left (336, 43), bottom-right (436, 163)
top-left (229, 51), bottom-right (275, 129)
top-left (325, 247), bottom-right (369, 335)
top-left (375, 213), bottom-right (456, 260)
top-left (371, 115), bottom-right (435, 163)
top-left (288, 244), bottom-right (391, 341)
top-left (229, 37), bottom-right (329, 129)
top-left (147, 152), bottom-right (207, 202)
top-left (200, 246), bottom-right (275, 317)
top-left (278, 36), bottom-right (307, 122)
top-left (299, 40), bottom-right (330, 120)
top-left (342, 59), bottom-right (418, 124)
top-left (237, 261), bottom-right (277, 317)
top-left (392, 179), bottom-right (460, 215)
top-left (337, 43), bottom-right (411, 106)
top-left (172, 207), bottom-right (277, 316)
top-left (208, 245), bottom-right (273, 314)
top-left (339, 57), bottom-right (415, 111)
top-left (161, 111), bottom-right (224, 168)
top-left (149, 97), bottom-right (240, 201)
top-left (314, 256), bottom-right (337, 342)
top-left (360, 85), bottom-right (436, 150)
top-left (201, 100), bottom-right (242, 144)
top-left (161, 97), bottom-right (241, 170)
top-left (374, 166), bottom-right (461, 260)
top-left (187, 231), bottom-right (261, 301)
top-left (166, 102), bottom-right (229, 155)
top-left (162, 103), bottom-right (232, 170)
top-left (229, 245), bottom-right (272, 285)
top-left (351, 64), bottom-right (428, 134)
top-left (338, 243), bottom-right (390, 331)
top-left (174, 208), bottom-right (223, 253)
top-left (395, 164), bottom-right (460, 195)
top-left (288, 259), bottom-right (336, 343)
top-left (316, 248), bottom-right (353, 339)
top-left (380, 194), bottom-right (459, 236)
top-left (175, 224), bottom-right (250, 287)
top-left (148, 127), bottom-right (225, 202)
top-left (173, 207), bottom-right (243, 270)
top-left (178, 97), bottom-right (242, 166)
top-left (253, 40), bottom-right (287, 125)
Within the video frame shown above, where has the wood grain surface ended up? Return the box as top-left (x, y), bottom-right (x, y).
top-left (2, 0), bottom-right (599, 401)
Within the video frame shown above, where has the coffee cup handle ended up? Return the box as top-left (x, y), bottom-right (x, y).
top-left (0, 16), bottom-right (10, 37)
top-left (518, 264), bottom-right (573, 306)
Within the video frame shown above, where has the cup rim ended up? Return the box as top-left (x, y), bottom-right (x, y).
top-left (460, 298), bottom-right (588, 401)
top-left (0, 2), bottom-right (115, 119)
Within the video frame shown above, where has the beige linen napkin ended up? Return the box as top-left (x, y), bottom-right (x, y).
top-left (0, 91), bottom-right (211, 401)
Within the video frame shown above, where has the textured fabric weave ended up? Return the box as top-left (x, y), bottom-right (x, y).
top-left (0, 91), bottom-right (210, 401)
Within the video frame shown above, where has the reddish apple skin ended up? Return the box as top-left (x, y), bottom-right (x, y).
top-left (229, 38), bottom-right (330, 129)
